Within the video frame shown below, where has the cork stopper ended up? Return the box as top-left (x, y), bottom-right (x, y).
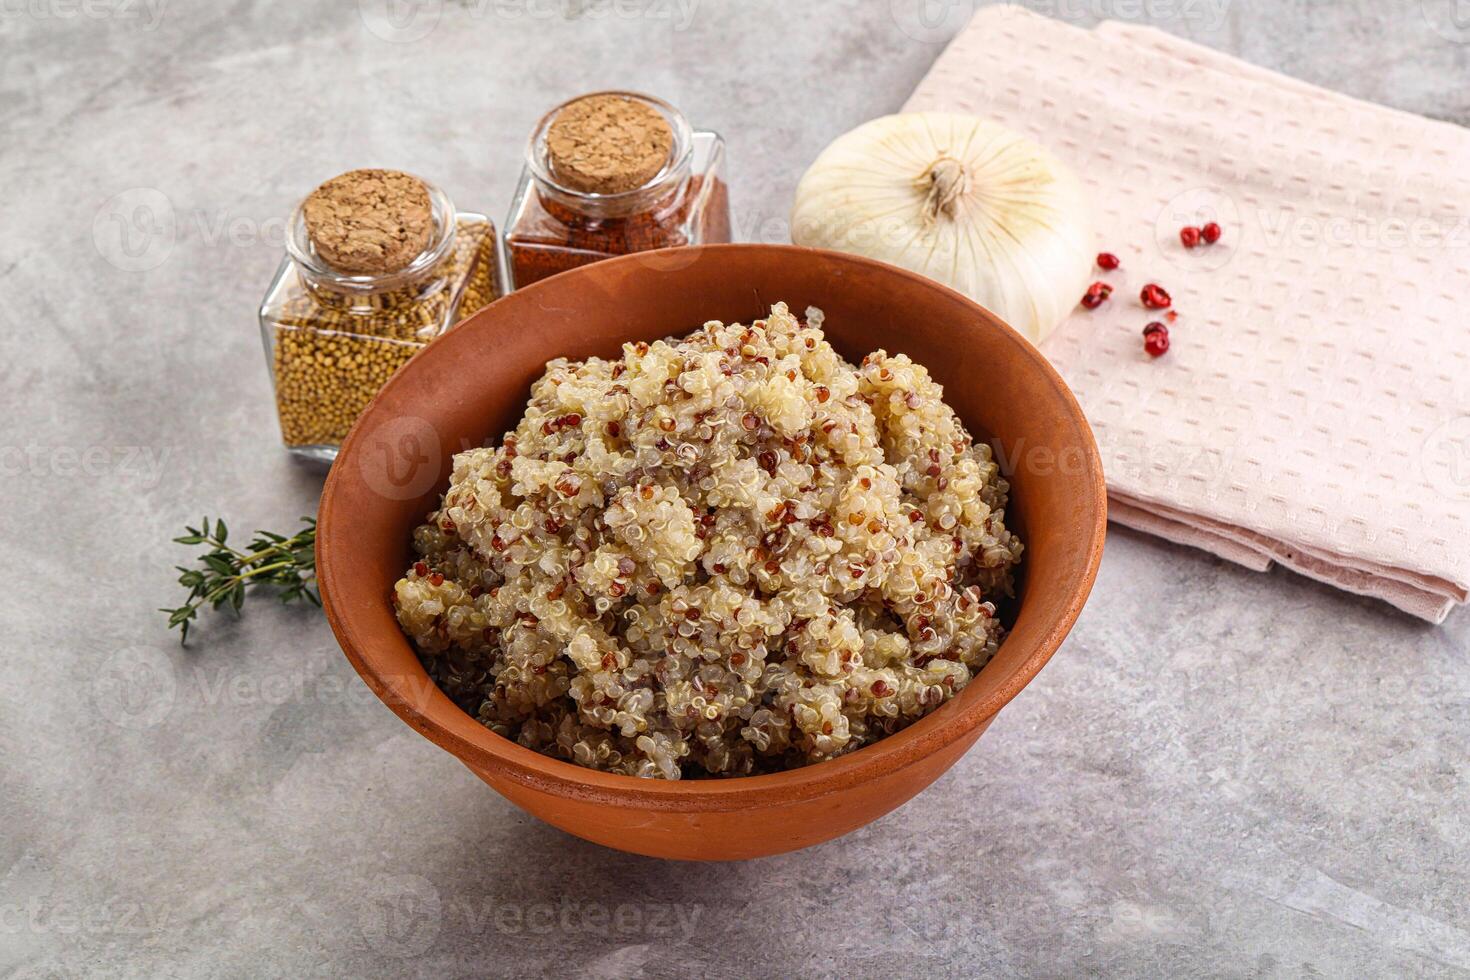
top-left (302, 169), bottom-right (433, 275)
top-left (545, 94), bottom-right (675, 195)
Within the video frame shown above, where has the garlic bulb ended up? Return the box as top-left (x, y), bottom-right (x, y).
top-left (790, 112), bottom-right (1093, 345)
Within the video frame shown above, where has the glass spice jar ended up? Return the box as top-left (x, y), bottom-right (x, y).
top-left (504, 91), bottom-right (731, 290)
top-left (258, 169), bottom-right (500, 461)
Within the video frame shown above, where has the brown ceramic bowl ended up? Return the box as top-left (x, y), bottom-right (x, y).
top-left (318, 244), bottom-right (1106, 861)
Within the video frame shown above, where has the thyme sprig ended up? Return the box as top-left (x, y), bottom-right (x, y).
top-left (162, 516), bottom-right (319, 644)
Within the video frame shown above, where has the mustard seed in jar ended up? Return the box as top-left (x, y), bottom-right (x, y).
top-left (258, 169), bottom-right (501, 460)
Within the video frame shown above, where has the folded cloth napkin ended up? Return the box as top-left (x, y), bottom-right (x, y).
top-left (905, 7), bottom-right (1470, 622)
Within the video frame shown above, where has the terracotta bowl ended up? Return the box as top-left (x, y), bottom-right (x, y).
top-left (318, 244), bottom-right (1106, 861)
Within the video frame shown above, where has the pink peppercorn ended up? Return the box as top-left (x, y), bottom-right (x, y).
top-left (1081, 281), bottom-right (1113, 309)
top-left (1143, 324), bottom-right (1170, 358)
top-left (1140, 283), bottom-right (1172, 309)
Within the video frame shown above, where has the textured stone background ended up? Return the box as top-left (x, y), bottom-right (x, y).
top-left (2, 1), bottom-right (1468, 976)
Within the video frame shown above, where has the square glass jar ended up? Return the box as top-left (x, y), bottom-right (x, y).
top-left (504, 92), bottom-right (731, 290)
top-left (259, 180), bottom-right (499, 461)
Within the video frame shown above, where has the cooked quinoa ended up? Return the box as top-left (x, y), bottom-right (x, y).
top-left (393, 303), bottom-right (1022, 779)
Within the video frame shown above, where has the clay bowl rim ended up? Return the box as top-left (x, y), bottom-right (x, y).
top-left (319, 243), bottom-right (1107, 812)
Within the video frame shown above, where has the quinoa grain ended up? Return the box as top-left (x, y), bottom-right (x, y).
top-left (394, 303), bottom-right (1022, 779)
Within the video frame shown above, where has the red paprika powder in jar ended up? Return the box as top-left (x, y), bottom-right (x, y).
top-left (504, 91), bottom-right (731, 290)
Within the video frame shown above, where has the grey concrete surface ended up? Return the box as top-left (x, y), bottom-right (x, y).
top-left (2, 1), bottom-right (1468, 977)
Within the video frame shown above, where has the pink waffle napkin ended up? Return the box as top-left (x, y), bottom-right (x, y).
top-left (905, 7), bottom-right (1470, 622)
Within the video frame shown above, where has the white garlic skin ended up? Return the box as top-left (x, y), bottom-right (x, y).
top-left (790, 112), bottom-right (1094, 346)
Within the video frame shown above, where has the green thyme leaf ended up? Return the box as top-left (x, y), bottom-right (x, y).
top-left (163, 514), bottom-right (318, 645)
